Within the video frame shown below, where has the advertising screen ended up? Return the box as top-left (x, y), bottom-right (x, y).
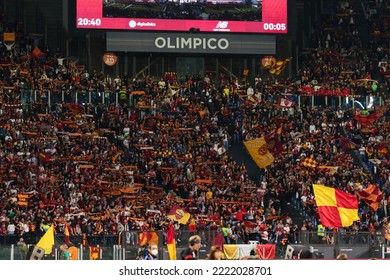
top-left (76, 0), bottom-right (287, 33)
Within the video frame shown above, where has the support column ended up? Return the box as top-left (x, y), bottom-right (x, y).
top-left (216, 58), bottom-right (219, 87)
top-left (132, 56), bottom-right (137, 78)
top-left (161, 56), bottom-right (165, 76)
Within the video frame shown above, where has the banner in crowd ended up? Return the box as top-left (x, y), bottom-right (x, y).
top-left (340, 136), bottom-right (358, 152)
top-left (167, 205), bottom-right (191, 224)
top-left (138, 232), bottom-right (159, 246)
top-left (141, 116), bottom-right (161, 132)
top-left (17, 193), bottom-right (32, 207)
top-left (298, 85), bottom-right (352, 96)
top-left (222, 244), bottom-right (275, 260)
top-left (261, 56), bottom-right (276, 69)
top-left (356, 185), bottom-right (383, 211)
top-left (64, 225), bottom-right (70, 245)
top-left (30, 47), bottom-right (47, 58)
top-left (268, 57), bottom-right (291, 75)
top-left (244, 137), bottom-right (274, 169)
top-left (256, 244), bottom-right (276, 260)
top-left (301, 155), bottom-right (318, 168)
top-left (264, 131), bottom-right (284, 155)
top-left (277, 96), bottom-right (295, 108)
top-left (3, 32), bottom-right (15, 42)
top-left (378, 142), bottom-right (389, 156)
top-left (166, 224), bottom-right (176, 260)
top-left (312, 184), bottom-right (359, 228)
top-left (89, 246), bottom-right (100, 260)
top-left (354, 113), bottom-right (382, 127)
top-left (36, 224), bottom-right (55, 254)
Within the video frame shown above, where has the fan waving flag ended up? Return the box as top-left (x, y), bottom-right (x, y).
top-left (356, 185), bottom-right (383, 211)
top-left (340, 136), bottom-right (357, 152)
top-left (302, 155), bottom-right (318, 168)
top-left (264, 131), bottom-right (284, 155)
top-left (277, 96), bottom-right (295, 108)
top-left (167, 205), bottom-right (191, 224)
top-left (354, 113), bottom-right (381, 127)
top-left (244, 137), bottom-right (274, 168)
top-left (269, 58), bottom-right (291, 75)
top-left (313, 184), bottom-right (359, 228)
top-left (244, 131), bottom-right (283, 169)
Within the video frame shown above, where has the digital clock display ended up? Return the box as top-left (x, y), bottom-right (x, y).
top-left (77, 18), bottom-right (102, 26)
top-left (76, 0), bottom-right (287, 34)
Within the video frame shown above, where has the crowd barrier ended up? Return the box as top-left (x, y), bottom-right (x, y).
top-left (0, 230), bottom-right (389, 260)
top-left (19, 89), bottom-right (384, 110)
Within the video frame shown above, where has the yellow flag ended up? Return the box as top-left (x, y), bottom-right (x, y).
top-left (3, 32), bottom-right (15, 42)
top-left (36, 224), bottom-right (55, 254)
top-left (223, 244), bottom-right (238, 260)
top-left (244, 137), bottom-right (274, 168)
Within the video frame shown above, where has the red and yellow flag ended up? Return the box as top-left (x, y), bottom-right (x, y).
top-left (340, 136), bottom-right (357, 152)
top-left (64, 225), bottom-right (70, 245)
top-left (313, 184), bottom-right (359, 228)
top-left (269, 58), bottom-right (291, 75)
top-left (356, 185), bottom-right (383, 211)
top-left (166, 224), bottom-right (176, 260)
top-left (89, 246), bottom-right (100, 260)
top-left (302, 155), bottom-right (318, 168)
top-left (167, 205), bottom-right (191, 225)
top-left (138, 231), bottom-right (159, 246)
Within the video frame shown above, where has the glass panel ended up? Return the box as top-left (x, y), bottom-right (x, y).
top-left (176, 57), bottom-right (205, 79)
top-left (135, 55), bottom-right (149, 79)
top-left (91, 90), bottom-right (102, 106)
top-left (50, 90), bottom-right (62, 106)
top-left (21, 90), bottom-right (35, 104)
top-left (327, 96), bottom-right (339, 109)
top-left (314, 95), bottom-right (325, 107)
top-left (64, 89), bottom-right (76, 103)
top-left (77, 90), bottom-right (88, 105)
top-left (204, 56), bottom-right (217, 86)
top-left (300, 95), bottom-right (312, 108)
top-left (231, 57), bottom-right (246, 84)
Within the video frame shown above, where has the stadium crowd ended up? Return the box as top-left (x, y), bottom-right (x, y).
top-left (0, 0), bottom-right (390, 252)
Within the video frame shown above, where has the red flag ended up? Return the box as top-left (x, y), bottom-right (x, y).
top-left (256, 244), bottom-right (276, 259)
top-left (30, 47), bottom-right (47, 58)
top-left (65, 103), bottom-right (84, 115)
top-left (340, 136), bottom-right (357, 152)
top-left (354, 113), bottom-right (381, 126)
top-left (357, 185), bottom-right (383, 211)
top-left (378, 142), bottom-right (389, 156)
top-left (214, 232), bottom-right (224, 248)
top-left (264, 131), bottom-right (284, 155)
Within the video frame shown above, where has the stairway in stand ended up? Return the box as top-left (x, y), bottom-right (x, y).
top-left (227, 143), bottom-right (305, 227)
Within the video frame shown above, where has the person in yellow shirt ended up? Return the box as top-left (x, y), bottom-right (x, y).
top-left (206, 188), bottom-right (213, 200)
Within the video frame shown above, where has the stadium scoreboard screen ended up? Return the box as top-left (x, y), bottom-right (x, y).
top-left (76, 0), bottom-right (287, 33)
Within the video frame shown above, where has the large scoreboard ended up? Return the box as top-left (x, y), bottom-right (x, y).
top-left (76, 0), bottom-right (287, 33)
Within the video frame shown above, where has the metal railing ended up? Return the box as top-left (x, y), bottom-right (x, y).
top-left (20, 89), bottom-right (384, 109)
top-left (0, 230), bottom-right (389, 260)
